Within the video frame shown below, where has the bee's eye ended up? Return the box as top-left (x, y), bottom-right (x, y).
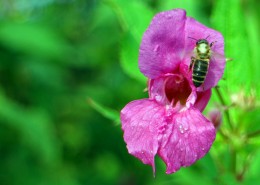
top-left (196, 39), bottom-right (209, 45)
top-left (196, 41), bottom-right (199, 45)
top-left (196, 39), bottom-right (203, 45)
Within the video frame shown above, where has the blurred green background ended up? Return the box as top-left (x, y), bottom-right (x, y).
top-left (0, 0), bottom-right (259, 185)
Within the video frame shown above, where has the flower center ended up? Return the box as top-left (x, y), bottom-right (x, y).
top-left (164, 75), bottom-right (191, 106)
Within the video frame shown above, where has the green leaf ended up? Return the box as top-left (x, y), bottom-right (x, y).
top-left (0, 89), bottom-right (60, 165)
top-left (247, 149), bottom-right (260, 181)
top-left (109, 0), bottom-right (154, 41)
top-left (239, 109), bottom-right (260, 133)
top-left (0, 22), bottom-right (68, 59)
top-left (156, 0), bottom-right (211, 25)
top-left (218, 172), bottom-right (240, 185)
top-left (88, 98), bottom-right (120, 125)
top-left (104, 0), bottom-right (153, 83)
top-left (171, 166), bottom-right (215, 185)
top-left (245, 3), bottom-right (260, 98)
top-left (211, 0), bottom-right (256, 95)
top-left (120, 32), bottom-right (147, 83)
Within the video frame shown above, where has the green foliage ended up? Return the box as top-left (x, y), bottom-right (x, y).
top-left (104, 0), bottom-right (153, 84)
top-left (209, 1), bottom-right (260, 184)
top-left (0, 0), bottom-right (259, 185)
top-left (211, 0), bottom-right (260, 96)
top-left (0, 22), bottom-right (68, 59)
top-left (88, 98), bottom-right (120, 125)
top-left (0, 89), bottom-right (60, 164)
top-left (156, 0), bottom-right (211, 25)
top-left (120, 32), bottom-right (147, 83)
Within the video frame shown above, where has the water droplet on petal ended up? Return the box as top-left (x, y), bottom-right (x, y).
top-left (155, 95), bottom-right (162, 102)
top-left (153, 45), bottom-right (160, 52)
top-left (202, 148), bottom-right (205, 151)
top-left (166, 14), bottom-right (172, 19)
top-left (179, 124), bottom-right (184, 134)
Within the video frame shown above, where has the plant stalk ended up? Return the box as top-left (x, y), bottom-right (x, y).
top-left (214, 87), bottom-right (234, 130)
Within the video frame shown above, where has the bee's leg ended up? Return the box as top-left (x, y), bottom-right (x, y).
top-left (210, 41), bottom-right (217, 47)
top-left (189, 57), bottom-right (195, 71)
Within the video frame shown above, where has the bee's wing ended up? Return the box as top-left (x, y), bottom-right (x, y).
top-left (179, 49), bottom-right (195, 68)
top-left (211, 51), bottom-right (226, 61)
top-left (201, 51), bottom-right (226, 90)
top-left (179, 49), bottom-right (195, 59)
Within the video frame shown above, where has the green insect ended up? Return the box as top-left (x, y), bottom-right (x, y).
top-left (188, 37), bottom-right (216, 87)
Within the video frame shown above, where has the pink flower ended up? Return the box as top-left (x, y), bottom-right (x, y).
top-left (121, 9), bottom-right (225, 174)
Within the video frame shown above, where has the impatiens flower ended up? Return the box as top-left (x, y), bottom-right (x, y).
top-left (121, 9), bottom-right (225, 174)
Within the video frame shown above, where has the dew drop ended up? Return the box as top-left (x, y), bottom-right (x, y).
top-left (155, 95), bottom-right (162, 102)
top-left (202, 147), bottom-right (205, 151)
top-left (166, 14), bottom-right (172, 19)
top-left (153, 45), bottom-right (160, 52)
top-left (179, 124), bottom-right (184, 134)
top-left (141, 151), bottom-right (144, 154)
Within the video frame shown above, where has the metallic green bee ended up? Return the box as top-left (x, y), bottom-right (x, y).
top-left (189, 37), bottom-right (216, 88)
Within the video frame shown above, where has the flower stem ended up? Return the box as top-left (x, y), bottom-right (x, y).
top-left (103, 0), bottom-right (128, 32)
top-left (247, 130), bottom-right (260, 138)
top-left (236, 153), bottom-right (254, 182)
top-left (214, 87), bottom-right (234, 130)
top-left (219, 129), bottom-right (229, 140)
top-left (214, 87), bottom-right (237, 177)
top-left (230, 147), bottom-right (237, 176)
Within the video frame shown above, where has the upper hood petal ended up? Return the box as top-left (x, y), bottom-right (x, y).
top-left (139, 9), bottom-right (187, 79)
top-left (183, 17), bottom-right (225, 91)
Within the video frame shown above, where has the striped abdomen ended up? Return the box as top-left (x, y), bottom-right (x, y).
top-left (192, 59), bottom-right (209, 87)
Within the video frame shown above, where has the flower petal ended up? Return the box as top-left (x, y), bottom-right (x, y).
top-left (193, 89), bottom-right (212, 111)
top-left (139, 9), bottom-right (186, 79)
top-left (202, 56), bottom-right (226, 91)
top-left (184, 17), bottom-right (225, 56)
top-left (183, 17), bottom-right (225, 91)
top-left (158, 108), bottom-right (216, 174)
top-left (148, 77), bottom-right (169, 105)
top-left (121, 99), bottom-right (166, 173)
top-left (149, 73), bottom-right (192, 107)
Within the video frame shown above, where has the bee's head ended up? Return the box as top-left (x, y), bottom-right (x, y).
top-left (196, 39), bottom-right (209, 46)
